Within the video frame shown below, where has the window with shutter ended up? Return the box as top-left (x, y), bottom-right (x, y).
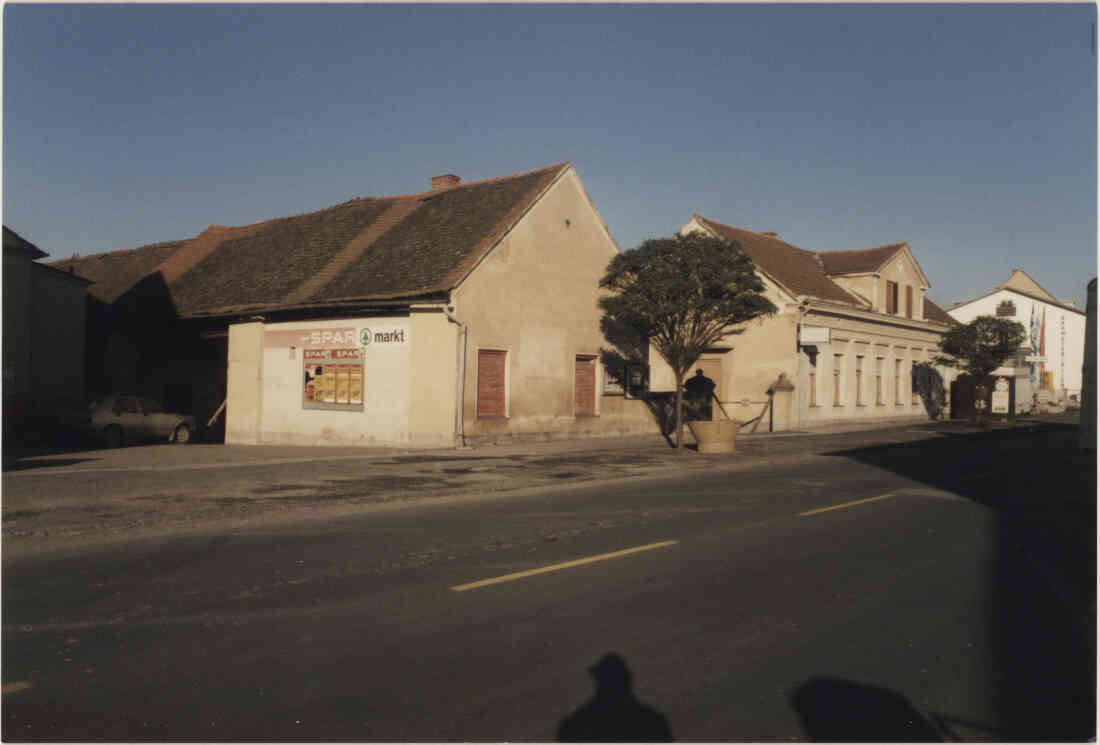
top-left (477, 349), bottom-right (507, 418)
top-left (575, 356), bottom-right (597, 417)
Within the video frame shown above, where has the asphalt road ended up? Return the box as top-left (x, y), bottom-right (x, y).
top-left (2, 423), bottom-right (1094, 741)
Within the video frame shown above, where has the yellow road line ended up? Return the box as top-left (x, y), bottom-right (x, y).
top-left (451, 540), bottom-right (680, 592)
top-left (2, 682), bottom-right (31, 695)
top-left (799, 493), bottom-right (895, 517)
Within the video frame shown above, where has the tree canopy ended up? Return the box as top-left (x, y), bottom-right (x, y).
top-left (933, 315), bottom-right (1028, 381)
top-left (599, 233), bottom-right (777, 449)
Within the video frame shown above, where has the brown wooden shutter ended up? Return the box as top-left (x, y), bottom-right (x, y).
top-left (574, 356), bottom-right (596, 416)
top-left (886, 281), bottom-right (897, 314)
top-left (477, 350), bottom-right (507, 418)
top-left (906, 286), bottom-right (913, 318)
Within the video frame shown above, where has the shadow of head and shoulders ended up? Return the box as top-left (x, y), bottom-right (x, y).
top-left (558, 653), bottom-right (673, 742)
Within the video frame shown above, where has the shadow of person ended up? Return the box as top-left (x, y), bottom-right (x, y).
top-left (557, 653), bottom-right (673, 742)
top-left (684, 369), bottom-right (716, 422)
top-left (790, 675), bottom-right (943, 742)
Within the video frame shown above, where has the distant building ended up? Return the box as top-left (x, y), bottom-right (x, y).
top-left (658, 215), bottom-right (958, 431)
top-left (3, 226), bottom-right (91, 440)
top-left (947, 270), bottom-right (1087, 407)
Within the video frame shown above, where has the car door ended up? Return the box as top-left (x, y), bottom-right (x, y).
top-left (115, 396), bottom-right (147, 440)
top-left (140, 397), bottom-right (171, 440)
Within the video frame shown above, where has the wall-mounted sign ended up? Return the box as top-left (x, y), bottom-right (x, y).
top-left (360, 327), bottom-right (408, 346)
top-left (799, 326), bottom-right (831, 345)
top-left (265, 327), bottom-right (357, 349)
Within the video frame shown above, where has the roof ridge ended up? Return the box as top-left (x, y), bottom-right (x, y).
top-left (408, 161), bottom-right (571, 200)
top-left (48, 238), bottom-right (188, 266)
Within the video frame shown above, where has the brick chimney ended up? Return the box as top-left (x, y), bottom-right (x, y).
top-left (431, 174), bottom-right (461, 191)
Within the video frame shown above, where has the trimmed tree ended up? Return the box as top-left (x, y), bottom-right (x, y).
top-left (933, 315), bottom-right (1027, 423)
top-left (599, 233), bottom-right (777, 450)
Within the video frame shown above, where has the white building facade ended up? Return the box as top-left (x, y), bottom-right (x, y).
top-left (947, 270), bottom-right (1087, 404)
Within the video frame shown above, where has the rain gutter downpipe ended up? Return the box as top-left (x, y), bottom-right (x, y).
top-left (443, 306), bottom-right (467, 448)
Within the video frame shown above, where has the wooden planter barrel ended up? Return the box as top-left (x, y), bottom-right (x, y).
top-left (687, 419), bottom-right (742, 453)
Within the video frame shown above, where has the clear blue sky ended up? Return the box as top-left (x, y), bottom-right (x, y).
top-left (4, 3), bottom-right (1096, 308)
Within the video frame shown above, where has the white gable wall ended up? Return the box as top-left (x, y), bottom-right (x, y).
top-left (948, 289), bottom-right (1086, 397)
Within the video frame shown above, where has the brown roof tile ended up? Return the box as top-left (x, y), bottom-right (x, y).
top-left (693, 215), bottom-right (866, 306)
top-left (818, 243), bottom-right (907, 275)
top-left (923, 297), bottom-right (957, 325)
top-left (316, 163), bottom-right (567, 303)
top-left (49, 162), bottom-right (571, 319)
top-left (51, 240), bottom-right (187, 304)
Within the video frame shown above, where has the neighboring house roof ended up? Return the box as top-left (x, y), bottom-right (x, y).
top-left (948, 285), bottom-right (1085, 317)
top-left (50, 162), bottom-right (571, 318)
top-left (922, 297), bottom-right (957, 326)
top-left (53, 240), bottom-right (189, 304)
top-left (691, 215), bottom-right (866, 307)
top-left (997, 268), bottom-right (1059, 303)
top-left (3, 226), bottom-right (48, 260)
top-left (818, 243), bottom-right (907, 276)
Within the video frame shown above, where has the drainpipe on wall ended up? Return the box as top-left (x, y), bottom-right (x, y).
top-left (442, 306), bottom-right (468, 448)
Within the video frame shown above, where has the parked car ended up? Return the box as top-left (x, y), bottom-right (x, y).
top-left (88, 394), bottom-right (196, 447)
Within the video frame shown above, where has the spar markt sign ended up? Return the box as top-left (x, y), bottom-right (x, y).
top-left (359, 327), bottom-right (407, 346)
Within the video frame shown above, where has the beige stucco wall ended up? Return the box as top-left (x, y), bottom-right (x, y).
top-left (409, 307), bottom-right (458, 447)
top-left (256, 317), bottom-right (412, 446)
top-left (797, 309), bottom-right (954, 428)
top-left (226, 322), bottom-right (264, 444)
top-left (452, 167), bottom-right (657, 442)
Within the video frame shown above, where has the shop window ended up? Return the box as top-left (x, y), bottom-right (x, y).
top-left (477, 349), bottom-right (508, 418)
top-left (303, 348), bottom-right (364, 411)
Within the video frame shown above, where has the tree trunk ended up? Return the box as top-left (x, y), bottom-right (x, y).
top-left (674, 373), bottom-right (685, 452)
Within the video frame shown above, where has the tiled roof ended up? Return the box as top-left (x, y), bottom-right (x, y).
top-left (52, 240), bottom-right (188, 304)
top-left (3, 226), bottom-right (48, 260)
top-left (692, 215), bottom-right (866, 306)
top-left (50, 162), bottom-right (571, 318)
top-left (923, 297), bottom-right (957, 326)
top-left (818, 243), bottom-right (907, 275)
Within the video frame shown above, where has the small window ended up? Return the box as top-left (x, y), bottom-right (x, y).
top-left (886, 281), bottom-right (898, 314)
top-left (141, 397), bottom-right (162, 414)
top-left (996, 300), bottom-right (1016, 317)
top-left (906, 286), bottom-right (913, 318)
top-left (833, 354), bottom-right (843, 406)
top-left (119, 397), bottom-right (141, 414)
top-left (856, 357), bottom-right (865, 405)
top-left (875, 358), bottom-right (884, 405)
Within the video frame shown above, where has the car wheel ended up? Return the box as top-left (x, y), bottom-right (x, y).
top-left (173, 424), bottom-right (192, 444)
top-left (103, 425), bottom-right (123, 448)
